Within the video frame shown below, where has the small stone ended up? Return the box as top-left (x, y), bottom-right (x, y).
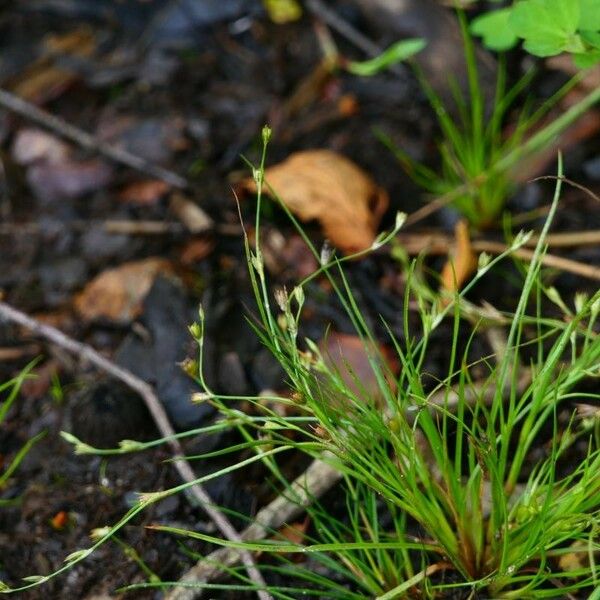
top-left (583, 155), bottom-right (600, 181)
top-left (67, 379), bottom-right (155, 449)
top-left (217, 351), bottom-right (248, 396)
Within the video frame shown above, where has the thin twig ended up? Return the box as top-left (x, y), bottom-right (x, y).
top-left (103, 220), bottom-right (185, 235)
top-left (0, 220), bottom-right (184, 236)
top-left (472, 240), bottom-right (600, 281)
top-left (526, 229), bottom-right (600, 248)
top-left (0, 219), bottom-right (242, 237)
top-left (165, 454), bottom-right (342, 600)
top-left (0, 301), bottom-right (271, 600)
top-left (0, 88), bottom-right (188, 189)
top-left (394, 232), bottom-right (600, 281)
top-left (403, 192), bottom-right (459, 227)
top-left (0, 343), bottom-right (42, 360)
top-left (531, 175), bottom-right (600, 204)
top-left (397, 229), bottom-right (600, 251)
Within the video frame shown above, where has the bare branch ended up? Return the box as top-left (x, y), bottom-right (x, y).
top-left (0, 88), bottom-right (188, 189)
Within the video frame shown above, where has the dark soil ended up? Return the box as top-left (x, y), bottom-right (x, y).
top-left (1, 1), bottom-right (599, 598)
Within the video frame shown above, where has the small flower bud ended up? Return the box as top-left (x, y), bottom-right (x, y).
top-left (262, 125), bottom-right (272, 145)
top-left (274, 287), bottom-right (288, 311)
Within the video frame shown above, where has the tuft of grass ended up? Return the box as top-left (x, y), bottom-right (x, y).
top-left (169, 142), bottom-right (600, 598)
top-left (9, 143), bottom-right (600, 599)
top-left (377, 11), bottom-right (600, 230)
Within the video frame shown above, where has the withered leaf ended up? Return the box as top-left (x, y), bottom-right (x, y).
top-left (118, 180), bottom-right (170, 206)
top-left (74, 258), bottom-right (172, 324)
top-left (11, 28), bottom-right (96, 103)
top-left (170, 193), bottom-right (213, 233)
top-left (241, 150), bottom-right (388, 254)
top-left (441, 220), bottom-right (477, 293)
top-left (320, 332), bottom-right (399, 404)
top-left (11, 128), bottom-right (70, 165)
top-left (27, 159), bottom-right (113, 203)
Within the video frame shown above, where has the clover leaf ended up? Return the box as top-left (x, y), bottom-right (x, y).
top-left (510, 0), bottom-right (580, 56)
top-left (471, 8), bottom-right (519, 51)
top-left (471, 0), bottom-right (600, 66)
top-left (580, 0), bottom-right (600, 31)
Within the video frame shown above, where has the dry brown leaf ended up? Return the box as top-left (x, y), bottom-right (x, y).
top-left (10, 28), bottom-right (95, 103)
top-left (11, 128), bottom-right (71, 165)
top-left (267, 517), bottom-right (310, 562)
top-left (179, 238), bottom-right (215, 265)
top-left (558, 541), bottom-right (590, 572)
top-left (240, 149), bottom-right (388, 254)
top-left (441, 220), bottom-right (477, 293)
top-left (12, 127), bottom-right (113, 203)
top-left (320, 332), bottom-right (399, 404)
top-left (119, 180), bottom-right (171, 205)
top-left (276, 518), bottom-right (310, 546)
top-left (0, 344), bottom-right (42, 362)
top-left (74, 258), bottom-right (172, 324)
top-left (27, 159), bottom-right (113, 203)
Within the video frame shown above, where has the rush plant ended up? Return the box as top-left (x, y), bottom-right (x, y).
top-left (7, 137), bottom-right (600, 599)
top-left (356, 7), bottom-right (600, 229)
top-left (146, 143), bottom-right (600, 598)
top-left (379, 10), bottom-right (600, 229)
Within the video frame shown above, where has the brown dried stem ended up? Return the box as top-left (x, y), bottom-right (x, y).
top-left (0, 87), bottom-right (188, 188)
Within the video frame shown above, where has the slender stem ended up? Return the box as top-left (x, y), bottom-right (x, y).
top-left (495, 82), bottom-right (600, 175)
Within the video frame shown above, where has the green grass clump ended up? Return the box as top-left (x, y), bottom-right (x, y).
top-left (171, 143), bottom-right (600, 598)
top-left (373, 10), bottom-right (600, 230)
top-left (7, 143), bottom-right (600, 599)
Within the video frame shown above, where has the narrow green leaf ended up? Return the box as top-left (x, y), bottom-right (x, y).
top-left (573, 49), bottom-right (600, 67)
top-left (347, 39), bottom-right (426, 76)
top-left (0, 431), bottom-right (46, 487)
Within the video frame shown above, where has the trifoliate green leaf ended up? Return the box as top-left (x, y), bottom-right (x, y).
top-left (510, 0), bottom-right (580, 57)
top-left (580, 0), bottom-right (600, 31)
top-left (521, 38), bottom-right (564, 57)
top-left (471, 8), bottom-right (519, 51)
